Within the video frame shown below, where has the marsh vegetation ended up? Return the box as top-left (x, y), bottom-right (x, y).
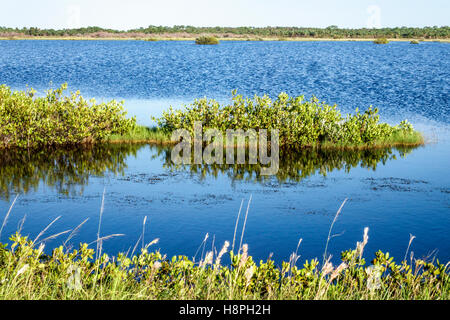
top-left (1, 86), bottom-right (423, 150)
top-left (195, 36), bottom-right (219, 45)
top-left (154, 92), bottom-right (423, 149)
top-left (0, 84), bottom-right (135, 149)
top-left (374, 38), bottom-right (389, 44)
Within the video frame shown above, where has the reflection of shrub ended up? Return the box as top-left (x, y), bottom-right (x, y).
top-left (374, 38), bottom-right (389, 44)
top-left (195, 36), bottom-right (219, 45)
top-left (0, 144), bottom-right (142, 199)
top-left (163, 144), bottom-right (417, 184)
top-left (0, 84), bottom-right (136, 149)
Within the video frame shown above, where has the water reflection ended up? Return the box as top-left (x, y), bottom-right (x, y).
top-left (0, 144), bottom-right (142, 200)
top-left (159, 145), bottom-right (419, 183)
top-left (0, 144), bottom-right (420, 200)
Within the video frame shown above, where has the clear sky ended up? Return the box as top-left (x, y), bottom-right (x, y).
top-left (0, 0), bottom-right (448, 30)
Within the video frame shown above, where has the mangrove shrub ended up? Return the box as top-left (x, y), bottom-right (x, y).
top-left (374, 38), bottom-right (389, 44)
top-left (0, 84), bottom-right (136, 149)
top-left (195, 36), bottom-right (219, 45)
top-left (154, 92), bottom-right (419, 149)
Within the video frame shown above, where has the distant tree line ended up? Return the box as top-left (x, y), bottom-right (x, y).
top-left (1, 25), bottom-right (449, 39)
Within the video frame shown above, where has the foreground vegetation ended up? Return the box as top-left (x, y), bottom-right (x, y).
top-left (1, 25), bottom-right (449, 40)
top-left (154, 92), bottom-right (423, 149)
top-left (0, 229), bottom-right (448, 300)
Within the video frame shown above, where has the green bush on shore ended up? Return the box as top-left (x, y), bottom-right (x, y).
top-left (0, 84), bottom-right (136, 149)
top-left (154, 92), bottom-right (423, 149)
top-left (195, 36), bottom-right (219, 45)
top-left (0, 231), bottom-right (448, 300)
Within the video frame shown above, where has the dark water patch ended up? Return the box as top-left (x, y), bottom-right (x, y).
top-left (188, 194), bottom-right (234, 206)
top-left (364, 177), bottom-right (430, 192)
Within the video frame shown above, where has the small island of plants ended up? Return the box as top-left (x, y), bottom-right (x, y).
top-left (153, 91), bottom-right (423, 149)
top-left (374, 38), bottom-right (390, 44)
top-left (195, 36), bottom-right (219, 45)
top-left (0, 84), bottom-right (135, 149)
top-left (0, 85), bottom-right (423, 150)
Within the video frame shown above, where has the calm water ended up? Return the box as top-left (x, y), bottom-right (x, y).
top-left (0, 40), bottom-right (449, 264)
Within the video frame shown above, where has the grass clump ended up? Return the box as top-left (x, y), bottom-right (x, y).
top-left (153, 92), bottom-right (423, 149)
top-left (374, 38), bottom-right (389, 44)
top-left (0, 84), bottom-right (136, 149)
top-left (0, 230), bottom-right (448, 300)
top-left (106, 125), bottom-right (172, 144)
top-left (195, 36), bottom-right (219, 45)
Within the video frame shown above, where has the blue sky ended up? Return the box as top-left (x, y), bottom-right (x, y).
top-left (0, 0), bottom-right (448, 29)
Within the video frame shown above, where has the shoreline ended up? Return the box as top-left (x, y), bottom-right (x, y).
top-left (105, 125), bottom-right (425, 151)
top-left (1, 36), bottom-right (449, 42)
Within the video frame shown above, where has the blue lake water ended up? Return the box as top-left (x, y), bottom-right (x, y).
top-left (0, 40), bottom-right (449, 265)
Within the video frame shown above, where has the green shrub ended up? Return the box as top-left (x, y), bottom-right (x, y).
top-left (195, 36), bottom-right (219, 45)
top-left (153, 92), bottom-right (422, 149)
top-left (0, 84), bottom-right (136, 149)
top-left (410, 40), bottom-right (420, 44)
top-left (374, 38), bottom-right (389, 44)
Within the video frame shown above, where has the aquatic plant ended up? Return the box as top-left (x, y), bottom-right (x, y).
top-left (0, 84), bottom-right (136, 149)
top-left (195, 36), bottom-right (219, 45)
top-left (153, 92), bottom-right (423, 149)
top-left (374, 38), bottom-right (389, 44)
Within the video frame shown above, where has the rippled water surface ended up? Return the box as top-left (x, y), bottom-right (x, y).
top-left (0, 40), bottom-right (449, 264)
